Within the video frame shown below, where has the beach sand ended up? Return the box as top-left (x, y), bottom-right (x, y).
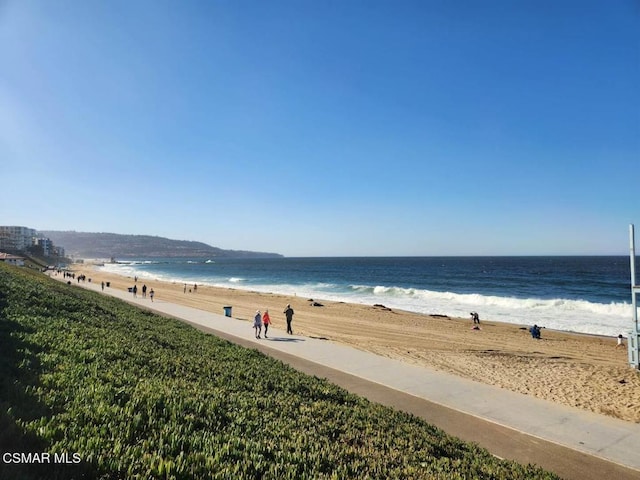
top-left (71, 265), bottom-right (640, 424)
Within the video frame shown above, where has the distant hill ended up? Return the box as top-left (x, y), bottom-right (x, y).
top-left (40, 231), bottom-right (283, 259)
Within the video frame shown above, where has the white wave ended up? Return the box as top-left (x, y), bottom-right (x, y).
top-left (95, 263), bottom-right (635, 337)
top-left (342, 283), bottom-right (634, 337)
top-left (349, 284), bottom-right (632, 319)
top-left (98, 263), bottom-right (195, 285)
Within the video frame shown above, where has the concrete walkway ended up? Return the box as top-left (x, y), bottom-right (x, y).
top-left (65, 278), bottom-right (640, 480)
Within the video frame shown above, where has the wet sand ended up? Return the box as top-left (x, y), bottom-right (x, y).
top-left (69, 264), bottom-right (640, 423)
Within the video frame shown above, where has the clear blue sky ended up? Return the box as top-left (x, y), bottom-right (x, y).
top-left (1, 1), bottom-right (638, 256)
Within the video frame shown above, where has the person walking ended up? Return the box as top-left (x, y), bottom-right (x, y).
top-left (132, 284), bottom-right (138, 298)
top-left (262, 310), bottom-right (271, 338)
top-left (284, 304), bottom-right (294, 335)
top-left (149, 288), bottom-right (155, 302)
top-left (253, 310), bottom-right (263, 339)
top-left (142, 284), bottom-right (147, 298)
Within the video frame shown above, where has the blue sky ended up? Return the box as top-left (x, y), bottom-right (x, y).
top-left (1, 1), bottom-right (638, 256)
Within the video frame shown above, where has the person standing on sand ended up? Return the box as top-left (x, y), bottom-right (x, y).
top-left (529, 324), bottom-right (541, 339)
top-left (254, 310), bottom-right (263, 339)
top-left (284, 304), bottom-right (294, 334)
top-left (262, 310), bottom-right (271, 338)
top-left (101, 281), bottom-right (105, 291)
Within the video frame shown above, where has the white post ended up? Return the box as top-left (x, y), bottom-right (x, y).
top-left (629, 224), bottom-right (639, 369)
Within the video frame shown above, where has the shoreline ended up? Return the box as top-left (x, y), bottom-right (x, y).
top-left (99, 267), bottom-right (625, 342)
top-left (65, 263), bottom-right (640, 423)
top-left (93, 258), bottom-right (631, 339)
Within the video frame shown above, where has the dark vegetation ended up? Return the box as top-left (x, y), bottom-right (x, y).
top-left (0, 264), bottom-right (560, 479)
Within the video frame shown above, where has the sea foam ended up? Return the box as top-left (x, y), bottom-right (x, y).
top-left (97, 261), bottom-right (636, 338)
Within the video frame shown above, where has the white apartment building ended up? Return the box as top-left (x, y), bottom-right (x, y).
top-left (0, 226), bottom-right (36, 251)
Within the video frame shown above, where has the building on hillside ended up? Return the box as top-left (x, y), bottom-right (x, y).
top-left (0, 226), bottom-right (67, 259)
top-left (0, 252), bottom-right (25, 266)
top-left (33, 237), bottom-right (54, 256)
top-left (0, 226), bottom-right (36, 251)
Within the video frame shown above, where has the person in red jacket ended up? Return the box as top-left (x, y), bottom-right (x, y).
top-left (262, 310), bottom-right (271, 338)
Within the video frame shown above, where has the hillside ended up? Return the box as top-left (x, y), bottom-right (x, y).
top-left (40, 231), bottom-right (283, 259)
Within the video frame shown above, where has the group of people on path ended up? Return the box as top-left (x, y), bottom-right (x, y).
top-left (253, 310), bottom-right (271, 338)
top-left (253, 304), bottom-right (295, 339)
top-left (130, 283), bottom-right (154, 301)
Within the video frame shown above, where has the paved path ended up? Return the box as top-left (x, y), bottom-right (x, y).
top-left (65, 278), bottom-right (640, 480)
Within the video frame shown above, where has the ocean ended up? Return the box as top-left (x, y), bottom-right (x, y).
top-left (99, 256), bottom-right (637, 338)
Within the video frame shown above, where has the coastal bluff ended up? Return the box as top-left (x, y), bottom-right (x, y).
top-left (41, 231), bottom-right (283, 259)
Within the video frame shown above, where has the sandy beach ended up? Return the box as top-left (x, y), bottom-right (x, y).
top-left (68, 264), bottom-right (640, 424)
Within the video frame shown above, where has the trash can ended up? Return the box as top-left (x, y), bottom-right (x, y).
top-left (223, 306), bottom-right (232, 317)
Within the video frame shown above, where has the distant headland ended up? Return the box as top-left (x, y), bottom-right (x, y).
top-left (40, 231), bottom-right (283, 259)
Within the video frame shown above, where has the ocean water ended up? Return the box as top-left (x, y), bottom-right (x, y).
top-left (99, 256), bottom-right (638, 338)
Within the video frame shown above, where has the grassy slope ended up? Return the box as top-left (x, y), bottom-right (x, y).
top-left (0, 264), bottom-right (560, 479)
